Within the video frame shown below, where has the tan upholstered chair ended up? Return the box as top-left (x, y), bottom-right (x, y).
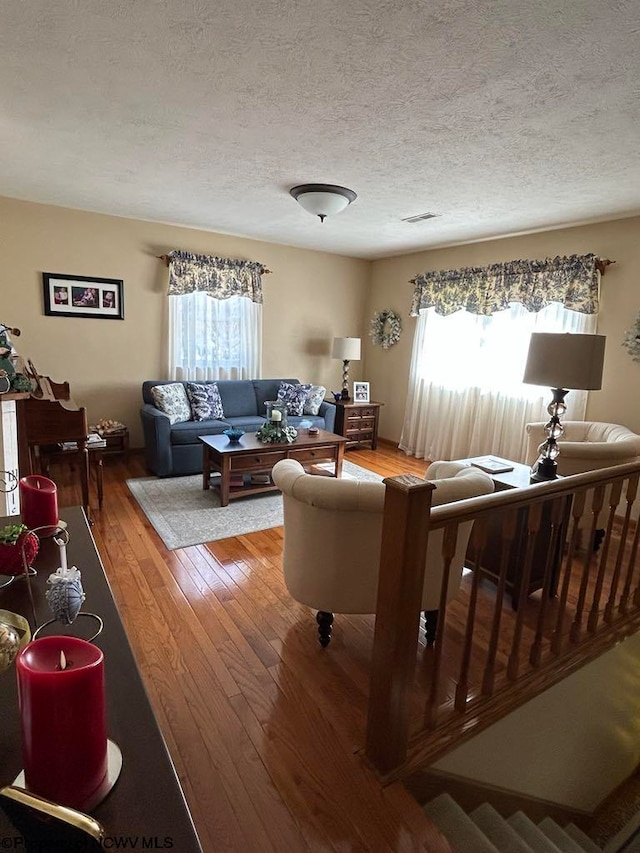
top-left (271, 459), bottom-right (494, 646)
top-left (525, 421), bottom-right (640, 475)
top-left (525, 421), bottom-right (640, 549)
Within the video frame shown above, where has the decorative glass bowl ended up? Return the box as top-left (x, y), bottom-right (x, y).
top-left (223, 428), bottom-right (245, 443)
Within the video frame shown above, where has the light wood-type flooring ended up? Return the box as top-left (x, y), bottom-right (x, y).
top-left (51, 444), bottom-right (454, 853)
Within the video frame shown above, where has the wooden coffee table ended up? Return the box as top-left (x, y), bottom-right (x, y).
top-left (200, 429), bottom-right (348, 506)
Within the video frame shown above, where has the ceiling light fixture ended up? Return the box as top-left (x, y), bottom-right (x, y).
top-left (289, 184), bottom-right (357, 223)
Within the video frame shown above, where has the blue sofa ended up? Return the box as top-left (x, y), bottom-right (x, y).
top-left (140, 378), bottom-right (336, 477)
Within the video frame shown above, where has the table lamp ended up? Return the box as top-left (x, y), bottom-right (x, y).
top-left (523, 332), bottom-right (606, 481)
top-left (332, 337), bottom-right (361, 400)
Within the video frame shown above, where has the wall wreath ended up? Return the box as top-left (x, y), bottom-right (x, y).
top-left (622, 313), bottom-right (640, 363)
top-left (370, 309), bottom-right (402, 349)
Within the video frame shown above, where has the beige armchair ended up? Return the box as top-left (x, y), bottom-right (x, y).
top-left (525, 421), bottom-right (640, 550)
top-left (271, 459), bottom-right (494, 646)
top-left (525, 421), bottom-right (640, 475)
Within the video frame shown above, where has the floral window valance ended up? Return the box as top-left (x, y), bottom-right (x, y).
top-left (409, 253), bottom-right (601, 318)
top-left (167, 251), bottom-right (268, 303)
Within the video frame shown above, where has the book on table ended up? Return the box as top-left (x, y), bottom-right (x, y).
top-left (249, 473), bottom-right (271, 485)
top-left (228, 473), bottom-right (271, 488)
top-left (469, 456), bottom-right (515, 474)
top-left (59, 433), bottom-right (107, 451)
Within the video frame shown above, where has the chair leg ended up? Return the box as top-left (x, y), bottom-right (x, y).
top-left (316, 611), bottom-right (334, 647)
top-left (424, 609), bottom-right (438, 645)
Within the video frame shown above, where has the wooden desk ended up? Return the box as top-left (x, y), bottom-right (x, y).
top-left (0, 507), bottom-right (203, 851)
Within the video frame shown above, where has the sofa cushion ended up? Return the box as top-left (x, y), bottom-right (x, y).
top-left (170, 420), bottom-right (229, 445)
top-left (151, 383), bottom-right (191, 424)
top-left (216, 381), bottom-right (260, 418)
top-left (278, 382), bottom-right (312, 416)
top-left (303, 385), bottom-right (326, 416)
top-left (252, 379), bottom-right (301, 417)
top-left (224, 416), bottom-right (268, 431)
top-left (186, 382), bottom-right (225, 421)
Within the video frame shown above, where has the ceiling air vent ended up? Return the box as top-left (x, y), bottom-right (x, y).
top-left (401, 212), bottom-right (440, 223)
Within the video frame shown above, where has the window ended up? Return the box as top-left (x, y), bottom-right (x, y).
top-left (168, 292), bottom-right (262, 381)
top-left (165, 251), bottom-right (267, 381)
top-left (402, 253), bottom-right (601, 463)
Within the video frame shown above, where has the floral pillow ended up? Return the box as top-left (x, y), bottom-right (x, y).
top-left (186, 382), bottom-right (225, 421)
top-left (303, 385), bottom-right (326, 416)
top-left (277, 382), bottom-right (312, 416)
top-left (150, 383), bottom-right (192, 424)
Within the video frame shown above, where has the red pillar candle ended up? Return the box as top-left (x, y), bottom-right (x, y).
top-left (19, 475), bottom-right (59, 535)
top-left (16, 635), bottom-right (108, 810)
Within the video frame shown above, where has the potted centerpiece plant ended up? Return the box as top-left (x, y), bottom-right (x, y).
top-left (0, 523), bottom-right (39, 575)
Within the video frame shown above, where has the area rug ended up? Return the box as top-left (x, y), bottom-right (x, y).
top-left (127, 461), bottom-right (383, 550)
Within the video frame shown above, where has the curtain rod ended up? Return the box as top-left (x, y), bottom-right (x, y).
top-left (595, 258), bottom-right (615, 275)
top-left (157, 254), bottom-right (272, 273)
top-left (408, 257), bottom-right (616, 283)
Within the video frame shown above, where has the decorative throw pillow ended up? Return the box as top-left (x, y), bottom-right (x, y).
top-left (277, 382), bottom-right (312, 416)
top-left (303, 385), bottom-right (326, 416)
top-left (150, 383), bottom-right (192, 425)
top-left (186, 382), bottom-right (225, 421)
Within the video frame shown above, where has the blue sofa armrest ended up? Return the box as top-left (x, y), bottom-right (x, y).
top-left (140, 404), bottom-right (173, 476)
top-left (319, 400), bottom-right (336, 433)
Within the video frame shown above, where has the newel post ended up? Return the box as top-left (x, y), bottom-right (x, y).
top-left (365, 474), bottom-right (435, 776)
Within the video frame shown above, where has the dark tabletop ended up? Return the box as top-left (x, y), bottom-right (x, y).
top-left (199, 427), bottom-right (347, 456)
top-left (0, 506), bottom-right (203, 852)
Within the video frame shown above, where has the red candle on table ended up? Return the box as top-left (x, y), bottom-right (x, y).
top-left (19, 475), bottom-right (58, 535)
top-left (16, 635), bottom-right (108, 809)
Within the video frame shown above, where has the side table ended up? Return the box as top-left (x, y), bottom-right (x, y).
top-left (457, 457), bottom-right (567, 609)
top-left (37, 444), bottom-right (106, 510)
top-left (328, 400), bottom-right (383, 449)
top-left (99, 428), bottom-right (129, 456)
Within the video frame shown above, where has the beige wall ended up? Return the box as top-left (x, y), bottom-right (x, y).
top-left (4, 193), bottom-right (639, 455)
top-left (2, 196), bottom-right (370, 447)
top-left (366, 216), bottom-right (640, 444)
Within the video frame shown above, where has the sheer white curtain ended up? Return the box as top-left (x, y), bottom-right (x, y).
top-left (400, 303), bottom-right (597, 463)
top-left (168, 292), bottom-right (262, 381)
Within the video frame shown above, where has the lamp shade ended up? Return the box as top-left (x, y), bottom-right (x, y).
top-left (523, 333), bottom-right (606, 390)
top-left (332, 337), bottom-right (361, 361)
top-left (290, 184), bottom-right (357, 221)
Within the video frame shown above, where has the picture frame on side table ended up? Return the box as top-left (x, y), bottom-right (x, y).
top-left (353, 381), bottom-right (370, 403)
top-left (43, 272), bottom-right (125, 320)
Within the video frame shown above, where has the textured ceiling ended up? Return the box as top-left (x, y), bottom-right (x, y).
top-left (1, 0), bottom-right (639, 259)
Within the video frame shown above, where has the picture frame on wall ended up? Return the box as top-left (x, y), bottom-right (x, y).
top-left (42, 272), bottom-right (124, 320)
top-left (353, 381), bottom-right (370, 403)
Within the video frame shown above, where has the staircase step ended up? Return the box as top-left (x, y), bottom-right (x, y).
top-left (423, 793), bottom-right (499, 852)
top-left (508, 811), bottom-right (563, 852)
top-left (539, 817), bottom-right (589, 853)
top-left (563, 824), bottom-right (601, 853)
top-left (470, 802), bottom-right (534, 852)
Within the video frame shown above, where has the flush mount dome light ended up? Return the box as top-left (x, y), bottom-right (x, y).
top-left (289, 183), bottom-right (357, 222)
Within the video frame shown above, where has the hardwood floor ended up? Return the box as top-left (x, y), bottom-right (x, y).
top-left (51, 444), bottom-right (453, 853)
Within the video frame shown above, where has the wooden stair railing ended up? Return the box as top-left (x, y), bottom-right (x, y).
top-left (365, 462), bottom-right (640, 783)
